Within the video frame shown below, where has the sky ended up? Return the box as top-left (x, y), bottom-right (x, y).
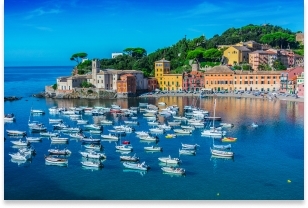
top-left (2, 0), bottom-right (305, 66)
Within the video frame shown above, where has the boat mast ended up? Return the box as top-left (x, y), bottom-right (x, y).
top-left (213, 99), bottom-right (216, 130)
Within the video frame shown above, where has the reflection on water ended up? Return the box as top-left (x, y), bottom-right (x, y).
top-left (123, 169), bottom-right (147, 176)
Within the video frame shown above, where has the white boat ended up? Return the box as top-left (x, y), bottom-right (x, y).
top-left (101, 133), bottom-right (118, 140)
top-left (115, 144), bottom-right (133, 151)
top-left (135, 131), bottom-right (149, 137)
top-left (161, 167), bottom-right (185, 175)
top-left (158, 124), bottom-right (172, 130)
top-left (45, 155), bottom-right (68, 165)
top-left (50, 137), bottom-right (69, 143)
top-left (111, 104), bottom-right (121, 109)
top-left (76, 119), bottom-right (88, 124)
top-left (89, 130), bottom-right (102, 134)
top-left (180, 125), bottom-right (195, 130)
top-left (108, 129), bottom-right (126, 135)
top-left (26, 137), bottom-right (42, 142)
top-left (81, 137), bottom-right (101, 143)
top-left (60, 127), bottom-right (81, 133)
top-left (9, 152), bottom-right (31, 161)
top-left (120, 154), bottom-right (139, 162)
top-left (49, 118), bottom-right (63, 123)
top-left (11, 140), bottom-right (29, 146)
top-left (251, 122), bottom-right (258, 128)
top-left (144, 146), bottom-right (162, 151)
top-left (19, 147), bottom-right (36, 155)
top-left (148, 121), bottom-right (159, 126)
top-left (6, 130), bottom-right (26, 136)
top-left (83, 144), bottom-right (102, 150)
top-left (179, 149), bottom-right (196, 155)
top-left (84, 124), bottom-right (102, 130)
top-left (48, 148), bottom-right (72, 155)
top-left (174, 129), bottom-right (192, 134)
top-left (158, 102), bottom-right (166, 106)
top-left (31, 109), bottom-right (45, 114)
top-left (213, 144), bottom-right (231, 150)
top-left (123, 162), bottom-right (149, 171)
top-left (53, 123), bottom-right (69, 130)
top-left (114, 125), bottom-right (134, 133)
top-left (139, 135), bottom-right (158, 142)
top-left (4, 113), bottom-right (15, 122)
top-left (158, 155), bottom-right (181, 164)
top-left (220, 123), bottom-right (234, 128)
top-left (168, 121), bottom-right (181, 126)
top-left (149, 128), bottom-right (164, 134)
top-left (81, 161), bottom-right (103, 168)
top-left (69, 133), bottom-right (85, 139)
top-left (29, 124), bottom-right (47, 132)
top-left (145, 116), bottom-right (157, 121)
top-left (40, 132), bottom-right (59, 137)
top-left (139, 103), bottom-right (148, 107)
top-left (210, 148), bottom-right (234, 158)
top-left (48, 106), bottom-right (60, 113)
top-left (173, 116), bottom-right (187, 121)
top-left (181, 143), bottom-right (199, 149)
top-left (100, 120), bottom-right (113, 125)
top-left (80, 150), bottom-right (106, 159)
top-left (190, 122), bottom-right (204, 127)
top-left (124, 120), bottom-right (139, 125)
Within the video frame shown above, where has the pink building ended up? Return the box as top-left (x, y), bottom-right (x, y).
top-left (297, 83), bottom-right (304, 97)
top-left (249, 50), bottom-right (277, 71)
top-left (280, 66), bottom-right (304, 94)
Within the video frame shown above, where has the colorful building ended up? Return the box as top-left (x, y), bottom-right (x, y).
top-left (154, 58), bottom-right (182, 91)
top-left (203, 65), bottom-right (234, 92)
top-left (183, 71), bottom-right (204, 92)
top-left (223, 46), bottom-right (251, 65)
top-left (147, 77), bottom-right (159, 92)
top-left (249, 50), bottom-right (277, 71)
top-left (280, 66), bottom-right (304, 94)
top-left (116, 74), bottom-right (136, 94)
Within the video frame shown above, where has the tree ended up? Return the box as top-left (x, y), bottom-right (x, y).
top-left (70, 52), bottom-right (88, 64)
top-left (273, 60), bottom-right (287, 70)
top-left (52, 84), bottom-right (57, 91)
top-left (203, 48), bottom-right (222, 62)
top-left (80, 81), bottom-right (93, 88)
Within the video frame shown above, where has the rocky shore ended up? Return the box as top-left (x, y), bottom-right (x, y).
top-left (4, 96), bottom-right (22, 101)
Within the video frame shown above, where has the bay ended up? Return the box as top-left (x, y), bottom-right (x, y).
top-left (3, 66), bottom-right (304, 200)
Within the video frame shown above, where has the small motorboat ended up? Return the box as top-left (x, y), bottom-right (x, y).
top-left (69, 133), bottom-right (85, 139)
top-left (115, 144), bottom-right (133, 151)
top-left (139, 135), bottom-right (158, 142)
top-left (80, 150), bottom-right (106, 159)
top-left (45, 155), bottom-right (68, 165)
top-left (76, 119), bottom-right (88, 124)
top-left (9, 152), bottom-right (31, 161)
top-left (26, 137), bottom-right (42, 142)
top-left (84, 124), bottom-right (102, 130)
top-left (81, 137), bottom-right (101, 143)
top-left (4, 113), bottom-right (15, 122)
top-left (174, 129), bottom-right (192, 134)
top-left (122, 140), bottom-right (130, 145)
top-left (161, 166), bottom-right (185, 175)
top-left (31, 109), bottom-right (45, 114)
top-left (165, 134), bottom-right (177, 138)
top-left (89, 130), bottom-right (102, 134)
top-left (213, 144), bottom-right (231, 150)
top-left (168, 121), bottom-right (181, 126)
top-left (101, 133), bottom-right (118, 140)
top-left (50, 137), bottom-right (69, 143)
top-left (149, 128), bottom-right (164, 134)
top-left (120, 153), bottom-right (139, 162)
top-left (221, 137), bottom-right (237, 142)
top-left (40, 132), bottom-right (59, 137)
top-left (144, 146), bottom-right (162, 152)
top-left (49, 118), bottom-right (63, 123)
top-left (123, 161), bottom-right (149, 171)
top-left (220, 123), bottom-right (234, 128)
top-left (11, 139), bottom-right (30, 146)
top-left (251, 122), bottom-right (258, 128)
top-left (210, 148), bottom-right (234, 158)
top-left (81, 161), bottom-right (103, 168)
top-left (83, 144), bottom-right (102, 150)
top-left (158, 102), bottom-right (166, 106)
top-left (181, 143), bottom-right (199, 150)
top-left (48, 148), bottom-right (72, 155)
top-left (158, 155), bottom-right (181, 164)
top-left (179, 149), bottom-right (196, 155)
top-left (6, 130), bottom-right (26, 136)
top-left (100, 120), bottom-right (113, 125)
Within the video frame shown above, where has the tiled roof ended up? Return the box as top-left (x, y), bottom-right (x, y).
top-left (232, 46), bottom-right (251, 52)
top-left (233, 70), bottom-right (284, 75)
top-left (155, 58), bottom-right (170, 63)
top-left (204, 65), bottom-right (234, 74)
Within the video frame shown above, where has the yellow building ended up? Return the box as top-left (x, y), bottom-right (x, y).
top-left (154, 58), bottom-right (182, 91)
top-left (223, 46), bottom-right (251, 65)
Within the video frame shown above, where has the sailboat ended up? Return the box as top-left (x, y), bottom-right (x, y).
top-left (201, 99), bottom-right (226, 138)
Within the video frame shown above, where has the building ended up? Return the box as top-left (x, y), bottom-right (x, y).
top-left (203, 65), bottom-right (234, 92)
top-left (280, 67), bottom-right (304, 94)
top-left (236, 41), bottom-right (262, 51)
top-left (296, 33), bottom-right (304, 44)
top-left (249, 50), bottom-right (277, 71)
top-left (223, 46), bottom-right (251, 65)
top-left (233, 70), bottom-right (282, 92)
top-left (116, 74), bottom-right (136, 95)
top-left (183, 71), bottom-right (204, 92)
top-left (154, 58), bottom-right (182, 91)
top-left (296, 72), bottom-right (304, 97)
top-left (57, 75), bottom-right (88, 91)
top-left (147, 77), bottom-right (159, 92)
top-left (111, 53), bottom-right (123, 59)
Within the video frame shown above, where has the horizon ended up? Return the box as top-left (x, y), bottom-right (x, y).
top-left (4, 0), bottom-right (304, 67)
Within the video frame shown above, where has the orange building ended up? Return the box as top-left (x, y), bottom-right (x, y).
top-left (203, 65), bottom-right (234, 92)
top-left (116, 74), bottom-right (136, 94)
top-left (147, 77), bottom-right (159, 92)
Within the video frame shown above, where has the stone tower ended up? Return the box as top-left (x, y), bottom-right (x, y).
top-left (191, 59), bottom-right (199, 72)
top-left (92, 59), bottom-right (100, 86)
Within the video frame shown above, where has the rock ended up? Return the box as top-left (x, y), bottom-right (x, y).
top-left (4, 96), bottom-right (22, 101)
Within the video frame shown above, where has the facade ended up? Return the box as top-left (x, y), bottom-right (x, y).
top-left (116, 74), bottom-right (136, 94)
top-left (233, 70), bottom-right (282, 92)
top-left (280, 67), bottom-right (304, 94)
top-left (236, 41), bottom-right (262, 51)
top-left (57, 75), bottom-right (87, 91)
top-left (183, 71), bottom-right (204, 92)
top-left (296, 33), bottom-right (304, 44)
top-left (203, 66), bottom-right (234, 92)
top-left (223, 46), bottom-right (251, 65)
top-left (154, 58), bottom-right (182, 91)
top-left (147, 77), bottom-right (159, 92)
top-left (249, 50), bottom-right (277, 71)
top-left (111, 53), bottom-right (123, 59)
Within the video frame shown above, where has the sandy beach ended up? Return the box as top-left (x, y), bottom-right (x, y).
top-left (140, 92), bottom-right (304, 102)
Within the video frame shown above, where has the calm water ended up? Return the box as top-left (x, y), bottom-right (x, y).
top-left (3, 66), bottom-right (304, 200)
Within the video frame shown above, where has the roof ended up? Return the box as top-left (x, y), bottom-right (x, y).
top-left (155, 58), bottom-right (170, 63)
top-left (204, 65), bottom-right (234, 74)
top-left (233, 70), bottom-right (285, 75)
top-left (232, 46), bottom-right (251, 52)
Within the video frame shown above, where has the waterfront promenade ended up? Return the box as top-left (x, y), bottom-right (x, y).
top-left (140, 92), bottom-right (304, 102)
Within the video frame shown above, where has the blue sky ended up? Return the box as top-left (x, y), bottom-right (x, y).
top-left (3, 0), bottom-right (304, 66)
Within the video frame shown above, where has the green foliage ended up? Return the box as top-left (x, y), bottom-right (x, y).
top-left (203, 48), bottom-right (222, 62)
top-left (200, 62), bottom-right (220, 67)
top-left (70, 52), bottom-right (88, 64)
top-left (260, 32), bottom-right (297, 48)
top-left (123, 47), bottom-right (147, 58)
top-left (273, 60), bottom-right (287, 70)
top-left (80, 81), bottom-right (93, 88)
top-left (87, 89), bottom-right (93, 94)
top-left (52, 83), bottom-right (57, 91)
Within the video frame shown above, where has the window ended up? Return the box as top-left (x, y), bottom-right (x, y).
top-left (250, 76), bottom-right (253, 79)
top-left (98, 80), bottom-right (99, 83)
top-left (267, 76), bottom-right (271, 79)
top-left (206, 81), bottom-right (208, 84)
top-left (240, 76), bottom-right (242, 79)
top-left (261, 76), bottom-right (264, 79)
top-left (256, 81), bottom-right (258, 84)
top-left (211, 81), bottom-right (213, 84)
top-left (240, 81), bottom-right (242, 84)
top-left (244, 81), bottom-right (248, 84)
top-left (268, 81), bottom-right (270, 84)
top-left (235, 81), bottom-right (237, 84)
top-left (261, 81), bottom-right (264, 84)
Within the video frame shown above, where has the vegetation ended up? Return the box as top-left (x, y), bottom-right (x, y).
top-left (52, 83), bottom-right (57, 91)
top-left (73, 24), bottom-right (302, 76)
top-left (80, 81), bottom-right (93, 88)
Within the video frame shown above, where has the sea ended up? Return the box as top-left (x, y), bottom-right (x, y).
top-left (3, 66), bottom-right (304, 200)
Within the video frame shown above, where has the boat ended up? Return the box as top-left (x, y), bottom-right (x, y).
top-left (251, 122), bottom-right (258, 128)
top-left (158, 102), bottom-right (166, 106)
top-left (220, 123), bottom-right (234, 128)
top-left (190, 122), bottom-right (204, 128)
top-left (89, 130), bottom-right (102, 134)
top-left (108, 129), bottom-right (126, 135)
top-left (181, 143), bottom-right (199, 150)
top-left (6, 130), bottom-right (26, 136)
top-left (49, 118), bottom-right (63, 123)
top-left (179, 149), bottom-right (196, 155)
top-left (81, 137), bottom-right (101, 143)
top-left (180, 125), bottom-right (195, 130)
top-left (69, 133), bottom-right (85, 139)
top-left (31, 109), bottom-right (45, 114)
top-left (45, 155), bottom-right (68, 165)
top-left (84, 124), bottom-right (102, 130)
top-left (143, 112), bottom-right (156, 117)
top-left (174, 129), bottom-right (192, 134)
top-left (80, 150), bottom-right (106, 159)
top-left (18, 146), bottom-right (36, 155)
top-left (161, 167), bottom-right (185, 175)
top-left (40, 132), bottom-right (59, 137)
top-left (11, 139), bottom-right (30, 146)
top-left (147, 121), bottom-right (159, 126)
top-left (9, 152), bottom-right (31, 161)
top-left (213, 144), bottom-right (231, 150)
top-left (135, 131), bottom-right (149, 137)
top-left (144, 146), bottom-right (162, 151)
top-left (139, 103), bottom-right (148, 107)
top-left (81, 161), bottom-right (103, 168)
top-left (111, 104), bottom-right (121, 109)
top-left (158, 155), bottom-right (181, 164)
top-left (139, 135), bottom-right (158, 142)
top-left (210, 148), bottom-right (234, 158)
top-left (173, 116), bottom-right (187, 121)
top-left (25, 137), bottom-right (42, 142)
top-left (124, 120), bottom-right (139, 125)
top-left (145, 116), bottom-right (157, 121)
top-left (100, 120), bottom-right (113, 125)
top-left (76, 119), bottom-right (88, 124)
top-left (48, 148), bottom-right (72, 155)
top-left (122, 140), bottom-right (130, 144)
top-left (50, 137), bottom-right (69, 143)
top-left (168, 121), bottom-right (181, 126)
top-left (4, 113), bottom-right (15, 122)
top-left (221, 137), bottom-right (237, 142)
top-left (101, 133), bottom-right (118, 140)
top-left (149, 128), bottom-right (164, 134)
top-left (83, 143), bottom-right (102, 150)
top-left (53, 123), bottom-right (69, 130)
top-left (123, 162), bottom-right (149, 171)
top-left (115, 144), bottom-right (133, 151)
top-left (29, 124), bottom-right (47, 132)
top-left (120, 153), bottom-right (139, 162)
top-left (158, 124), bottom-right (172, 130)
top-left (114, 125), bottom-right (134, 133)
top-left (165, 134), bottom-right (177, 138)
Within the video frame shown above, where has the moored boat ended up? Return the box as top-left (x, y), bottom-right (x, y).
top-left (6, 130), bottom-right (26, 136)
top-left (80, 150), bottom-right (106, 159)
top-left (174, 129), bottom-right (192, 134)
top-left (144, 146), bottom-right (162, 152)
top-left (45, 155), bottom-right (68, 165)
top-left (181, 143), bottom-right (199, 150)
top-left (115, 144), bottom-right (133, 151)
top-left (101, 133), bottom-right (118, 140)
top-left (83, 143), bottom-right (102, 150)
top-left (158, 155), bottom-right (181, 164)
top-left (123, 161), bottom-right (149, 171)
top-left (165, 134), bottom-right (177, 138)
top-left (11, 139), bottom-right (29, 146)
top-left (210, 148), bottom-right (234, 157)
top-left (26, 137), bottom-right (42, 142)
top-left (179, 149), bottom-right (196, 155)
top-left (9, 152), bottom-right (31, 161)
top-left (50, 137), bottom-right (69, 143)
top-left (161, 166), bottom-right (185, 175)
top-left (48, 148), bottom-right (72, 155)
top-left (81, 161), bottom-right (103, 168)
top-left (40, 132), bottom-right (59, 137)
top-left (4, 113), bottom-right (15, 122)
top-left (221, 137), bottom-right (237, 142)
top-left (120, 153), bottom-right (139, 162)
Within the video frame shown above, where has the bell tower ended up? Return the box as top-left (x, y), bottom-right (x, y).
top-left (92, 59), bottom-right (100, 85)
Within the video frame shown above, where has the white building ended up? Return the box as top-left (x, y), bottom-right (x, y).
top-left (111, 53), bottom-right (123, 59)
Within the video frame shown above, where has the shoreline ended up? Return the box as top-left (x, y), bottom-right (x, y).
top-left (139, 92), bottom-right (304, 103)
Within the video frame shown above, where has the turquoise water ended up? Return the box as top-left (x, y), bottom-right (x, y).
top-left (3, 67), bottom-right (304, 200)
